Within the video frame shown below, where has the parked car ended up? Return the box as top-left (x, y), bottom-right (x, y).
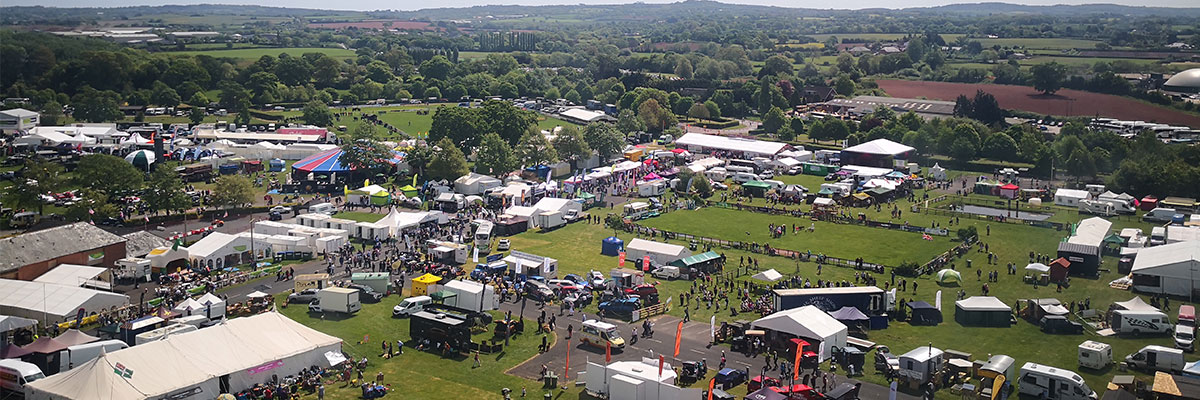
top-left (287, 288), bottom-right (320, 304)
top-left (270, 206), bottom-right (292, 214)
top-left (268, 211), bottom-right (283, 221)
top-left (623, 284), bottom-right (659, 298)
top-left (588, 271), bottom-right (605, 288)
top-left (1041, 315), bottom-right (1084, 334)
top-left (347, 284), bottom-right (384, 303)
top-left (715, 368), bottom-right (747, 389)
top-left (599, 298), bottom-right (641, 317)
top-left (496, 239), bottom-right (511, 251)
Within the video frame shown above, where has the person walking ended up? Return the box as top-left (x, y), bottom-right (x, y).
top-left (318, 384), bottom-right (325, 400)
top-left (473, 351), bottom-right (481, 368)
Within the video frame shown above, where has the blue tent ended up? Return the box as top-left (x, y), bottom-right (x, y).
top-left (601, 236), bottom-right (624, 256)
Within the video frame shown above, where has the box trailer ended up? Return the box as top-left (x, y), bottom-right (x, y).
top-left (537, 211), bottom-right (566, 230)
top-left (310, 287), bottom-right (362, 314)
top-left (441, 279), bottom-right (497, 312)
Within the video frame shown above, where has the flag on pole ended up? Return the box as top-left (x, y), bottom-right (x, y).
top-left (673, 321), bottom-right (683, 357)
top-left (472, 247), bottom-right (479, 263)
top-left (542, 257), bottom-right (552, 274)
top-left (707, 378), bottom-right (716, 400)
top-left (710, 315), bottom-right (716, 343)
top-left (793, 340), bottom-right (805, 380)
top-left (412, 174), bottom-right (417, 186)
top-left (658, 355), bottom-right (665, 377)
top-left (564, 339), bottom-right (571, 379)
top-left (223, 211), bottom-right (228, 218)
top-left (619, 252), bottom-right (626, 268)
top-left (144, 216), bottom-right (150, 223)
top-left (172, 238), bottom-right (182, 251)
top-left (605, 341), bottom-right (611, 363)
top-left (88, 209), bottom-right (95, 215)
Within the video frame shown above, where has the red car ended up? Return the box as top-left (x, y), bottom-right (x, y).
top-left (623, 284), bottom-right (658, 298)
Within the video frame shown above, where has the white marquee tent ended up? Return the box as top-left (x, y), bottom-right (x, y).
top-left (1130, 241), bottom-right (1200, 297)
top-left (751, 305), bottom-right (847, 361)
top-left (751, 269), bottom-right (784, 282)
top-left (25, 311), bottom-right (341, 400)
top-left (0, 280), bottom-right (129, 323)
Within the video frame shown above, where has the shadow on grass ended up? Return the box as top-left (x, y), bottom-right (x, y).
top-left (495, 351), bottom-right (507, 361)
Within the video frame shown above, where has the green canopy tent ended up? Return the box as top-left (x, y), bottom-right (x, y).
top-left (398, 185), bottom-right (420, 199)
top-left (669, 251), bottom-right (724, 275)
top-left (743, 180), bottom-right (771, 198)
top-left (936, 269), bottom-right (962, 285)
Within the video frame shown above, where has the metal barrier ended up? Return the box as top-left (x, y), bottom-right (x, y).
top-left (631, 301), bottom-right (671, 322)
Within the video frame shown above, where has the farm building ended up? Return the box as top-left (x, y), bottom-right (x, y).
top-left (1164, 68), bottom-right (1200, 94)
top-left (954, 296), bottom-right (1013, 327)
top-left (839, 139), bottom-right (915, 168)
top-left (1054, 188), bottom-right (1090, 207)
top-left (624, 238), bottom-right (692, 266)
top-left (675, 132), bottom-right (791, 158)
top-left (0, 223), bottom-right (127, 281)
top-left (1131, 241), bottom-right (1200, 298)
top-left (1058, 217), bottom-right (1112, 276)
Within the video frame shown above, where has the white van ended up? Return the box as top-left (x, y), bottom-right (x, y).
top-left (763, 180), bottom-right (785, 191)
top-left (0, 359), bottom-right (45, 395)
top-left (392, 295), bottom-right (433, 317)
top-left (1109, 309), bottom-right (1173, 335)
top-left (1017, 362), bottom-right (1096, 400)
top-left (580, 319), bottom-right (625, 350)
top-left (651, 266), bottom-right (680, 280)
top-left (309, 202), bottom-right (336, 216)
top-left (1150, 227), bottom-right (1167, 246)
top-left (1125, 345), bottom-right (1185, 373)
top-left (60, 339), bottom-right (128, 371)
top-left (1144, 207), bottom-right (1177, 222)
top-left (1174, 325), bottom-right (1195, 352)
top-left (731, 172), bottom-right (760, 184)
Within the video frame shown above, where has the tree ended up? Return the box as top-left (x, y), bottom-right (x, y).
top-left (210, 175), bottom-right (255, 210)
top-left (956, 226), bottom-right (978, 243)
top-left (982, 133), bottom-right (1019, 161)
top-left (687, 103), bottom-right (710, 120)
top-left (478, 100), bottom-right (537, 146)
top-left (761, 55), bottom-right (794, 77)
top-left (144, 166), bottom-right (192, 216)
top-left (690, 172), bottom-right (713, 199)
top-left (302, 100), bottom-right (333, 127)
top-left (1030, 62), bottom-right (1068, 95)
top-left (339, 124), bottom-right (394, 178)
top-left (420, 55), bottom-right (453, 81)
top-left (834, 75), bottom-right (855, 96)
top-left (429, 105), bottom-right (482, 149)
top-left (41, 100), bottom-right (64, 125)
top-left (75, 154), bottom-right (143, 195)
top-left (3, 159), bottom-right (64, 215)
top-left (950, 136), bottom-right (978, 163)
top-left (778, 123), bottom-right (796, 142)
top-left (189, 106), bottom-right (205, 125)
top-left (551, 126), bottom-right (592, 167)
top-left (475, 133), bottom-right (517, 175)
top-left (637, 98), bottom-right (675, 132)
top-left (703, 100), bottom-right (721, 119)
top-left (405, 146), bottom-right (433, 179)
top-left (674, 58), bottom-right (694, 79)
top-left (428, 137), bottom-right (470, 181)
top-left (149, 81), bottom-right (181, 108)
top-left (762, 107), bottom-right (786, 133)
top-left (65, 189), bottom-right (117, 222)
top-left (1065, 147), bottom-right (1097, 179)
top-left (615, 108), bottom-right (645, 134)
top-left (515, 126), bottom-right (557, 167)
top-left (583, 122), bottom-right (625, 159)
top-left (672, 96), bottom-right (694, 116)
top-left (970, 90), bottom-right (1004, 125)
top-left (953, 94), bottom-right (974, 118)
top-left (71, 88), bottom-right (122, 123)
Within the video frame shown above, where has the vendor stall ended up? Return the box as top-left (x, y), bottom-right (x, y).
top-left (411, 273), bottom-right (442, 296)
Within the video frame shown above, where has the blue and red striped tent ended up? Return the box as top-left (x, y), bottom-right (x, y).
top-left (292, 148), bottom-right (405, 174)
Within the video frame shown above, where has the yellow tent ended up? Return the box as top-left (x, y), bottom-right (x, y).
top-left (411, 273), bottom-right (442, 296)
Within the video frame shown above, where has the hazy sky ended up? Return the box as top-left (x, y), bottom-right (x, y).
top-left (8, 0), bottom-right (1200, 11)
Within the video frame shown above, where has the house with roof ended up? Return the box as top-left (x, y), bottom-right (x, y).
top-left (0, 222), bottom-right (127, 281)
top-left (0, 108), bottom-right (39, 134)
top-left (800, 86), bottom-right (838, 103)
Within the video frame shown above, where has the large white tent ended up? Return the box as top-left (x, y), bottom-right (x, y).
top-left (675, 132), bottom-right (791, 157)
top-left (1131, 241), bottom-right (1200, 297)
top-left (454, 173), bottom-right (503, 195)
top-left (0, 280), bottom-right (129, 323)
top-left (33, 264), bottom-right (112, 290)
top-left (173, 293), bottom-right (227, 319)
top-left (751, 269), bottom-right (784, 282)
top-left (185, 232), bottom-right (250, 270)
top-left (25, 311), bottom-right (341, 400)
top-left (625, 238), bottom-right (692, 265)
top-left (751, 305), bottom-right (847, 361)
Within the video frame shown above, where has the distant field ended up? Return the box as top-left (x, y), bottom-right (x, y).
top-left (164, 47), bottom-right (357, 60)
top-left (877, 79), bottom-right (1200, 128)
top-left (183, 43), bottom-right (264, 50)
top-left (971, 37), bottom-right (1104, 50)
top-left (306, 20), bottom-right (434, 30)
top-left (808, 33), bottom-right (908, 42)
top-left (142, 14), bottom-right (295, 26)
top-left (776, 43), bottom-right (825, 49)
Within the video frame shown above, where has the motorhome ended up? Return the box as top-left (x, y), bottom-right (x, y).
top-left (623, 202), bottom-right (652, 220)
top-left (474, 221), bottom-right (494, 252)
top-left (728, 159), bottom-right (758, 173)
top-left (1174, 325), bottom-right (1195, 352)
top-left (59, 340), bottom-right (128, 371)
top-left (725, 165), bottom-right (755, 175)
top-left (1109, 309), bottom-right (1172, 335)
top-left (705, 168), bottom-right (729, 181)
top-left (1124, 345), bottom-right (1185, 373)
top-left (1017, 362), bottom-right (1096, 400)
top-left (731, 172), bottom-right (760, 184)
top-left (579, 319), bottom-right (625, 350)
top-left (1150, 227), bottom-right (1167, 246)
top-left (1078, 200), bottom-right (1116, 217)
top-left (1077, 341), bottom-right (1112, 370)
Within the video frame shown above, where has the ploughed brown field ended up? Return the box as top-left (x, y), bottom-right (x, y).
top-left (877, 79), bottom-right (1200, 128)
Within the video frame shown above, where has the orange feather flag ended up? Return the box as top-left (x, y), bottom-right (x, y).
top-left (673, 321), bottom-right (684, 357)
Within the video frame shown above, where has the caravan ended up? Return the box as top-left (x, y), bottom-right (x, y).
top-left (1078, 200), bottom-right (1116, 217)
top-left (1017, 362), bottom-right (1096, 400)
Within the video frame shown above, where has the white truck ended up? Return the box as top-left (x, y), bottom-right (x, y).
top-left (309, 287), bottom-right (362, 314)
top-left (1109, 309), bottom-right (1173, 335)
top-left (537, 211), bottom-right (566, 230)
top-left (441, 279), bottom-right (497, 312)
top-left (115, 258), bottom-right (153, 282)
top-left (651, 266), bottom-right (681, 280)
top-left (1125, 345), bottom-right (1185, 373)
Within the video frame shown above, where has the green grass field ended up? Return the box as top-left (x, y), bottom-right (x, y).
top-left (164, 47), bottom-right (358, 61)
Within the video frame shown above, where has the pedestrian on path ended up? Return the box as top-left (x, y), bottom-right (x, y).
top-left (473, 351), bottom-right (481, 368)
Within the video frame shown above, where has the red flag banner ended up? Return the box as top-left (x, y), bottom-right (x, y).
top-left (673, 321), bottom-right (684, 357)
top-left (708, 378), bottom-right (716, 400)
top-left (643, 256), bottom-right (651, 271)
top-left (792, 338), bottom-right (808, 381)
top-left (564, 340), bottom-right (571, 379)
top-left (605, 341), bottom-right (612, 363)
top-left (658, 355), bottom-right (665, 376)
top-left (619, 252), bottom-right (626, 267)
